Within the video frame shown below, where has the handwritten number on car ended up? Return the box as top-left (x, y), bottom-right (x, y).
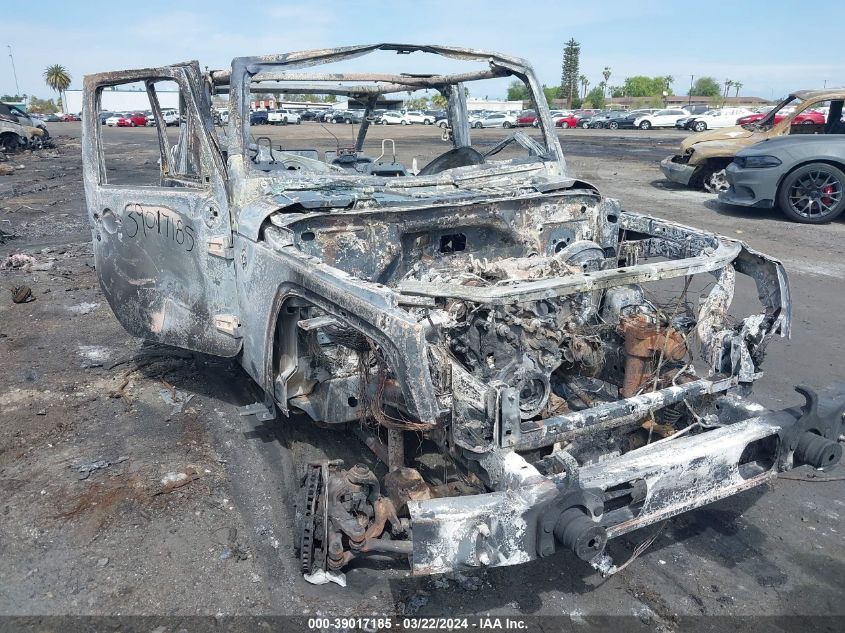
top-left (124, 203), bottom-right (195, 252)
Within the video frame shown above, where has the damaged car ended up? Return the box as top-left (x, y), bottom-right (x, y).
top-left (661, 89), bottom-right (845, 192)
top-left (0, 102), bottom-right (51, 152)
top-left (81, 45), bottom-right (845, 582)
top-left (719, 125), bottom-right (845, 223)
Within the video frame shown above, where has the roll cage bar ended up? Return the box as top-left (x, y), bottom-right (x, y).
top-left (209, 43), bottom-right (565, 167)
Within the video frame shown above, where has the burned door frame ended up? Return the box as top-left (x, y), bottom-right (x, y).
top-left (81, 62), bottom-right (241, 357)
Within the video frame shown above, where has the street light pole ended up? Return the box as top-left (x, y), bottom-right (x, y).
top-left (689, 75), bottom-right (694, 105)
top-left (7, 45), bottom-right (20, 98)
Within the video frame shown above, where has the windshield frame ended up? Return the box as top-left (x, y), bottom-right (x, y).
top-left (215, 43), bottom-right (566, 180)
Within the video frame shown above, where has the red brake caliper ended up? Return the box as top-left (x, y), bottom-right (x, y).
top-left (822, 184), bottom-right (835, 206)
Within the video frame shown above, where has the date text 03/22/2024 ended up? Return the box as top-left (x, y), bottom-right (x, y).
top-left (307, 617), bottom-right (528, 630)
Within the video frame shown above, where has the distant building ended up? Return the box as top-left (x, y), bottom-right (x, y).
top-left (3, 101), bottom-right (27, 112)
top-left (606, 95), bottom-right (770, 109)
top-left (467, 98), bottom-right (523, 113)
top-left (248, 97), bottom-right (403, 112)
top-left (63, 88), bottom-right (179, 114)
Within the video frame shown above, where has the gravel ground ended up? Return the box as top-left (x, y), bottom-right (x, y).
top-left (0, 122), bottom-right (842, 629)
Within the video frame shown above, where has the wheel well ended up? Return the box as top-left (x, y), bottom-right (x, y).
top-left (690, 156), bottom-right (732, 188)
top-left (0, 131), bottom-right (22, 147)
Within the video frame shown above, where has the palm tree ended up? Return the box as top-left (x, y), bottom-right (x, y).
top-left (579, 75), bottom-right (589, 99)
top-left (723, 79), bottom-right (733, 100)
top-left (602, 67), bottom-right (612, 96)
top-left (733, 81), bottom-right (743, 98)
top-left (44, 64), bottom-right (72, 111)
top-left (664, 75), bottom-right (674, 92)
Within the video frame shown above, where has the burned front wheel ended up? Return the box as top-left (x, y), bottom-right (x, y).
top-left (778, 162), bottom-right (845, 223)
top-left (1, 133), bottom-right (20, 153)
top-left (702, 168), bottom-right (730, 193)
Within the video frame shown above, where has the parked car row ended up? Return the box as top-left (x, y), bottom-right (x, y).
top-left (104, 112), bottom-right (148, 127)
top-left (375, 110), bottom-right (436, 125)
top-left (98, 110), bottom-right (181, 127)
top-left (247, 108), bottom-right (448, 126)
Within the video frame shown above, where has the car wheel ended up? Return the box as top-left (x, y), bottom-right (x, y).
top-left (607, 121), bottom-right (619, 130)
top-left (503, 121), bottom-right (512, 128)
top-left (777, 163), bottom-right (845, 223)
top-left (423, 119), bottom-right (432, 125)
top-left (801, 119), bottom-right (815, 125)
top-left (580, 121), bottom-right (590, 129)
top-left (401, 120), bottom-right (408, 125)
top-left (438, 121), bottom-right (447, 128)
top-left (130, 122), bottom-right (135, 127)
top-left (638, 120), bottom-right (651, 130)
top-left (561, 121), bottom-right (569, 129)
top-left (474, 121), bottom-right (482, 129)
top-left (693, 121), bottom-right (707, 132)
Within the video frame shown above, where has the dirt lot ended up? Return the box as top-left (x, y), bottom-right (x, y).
top-left (1, 121), bottom-right (843, 628)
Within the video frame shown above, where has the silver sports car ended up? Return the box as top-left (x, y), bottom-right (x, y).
top-left (720, 122), bottom-right (845, 223)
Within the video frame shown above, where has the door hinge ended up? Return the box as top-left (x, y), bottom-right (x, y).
top-left (214, 314), bottom-right (242, 337)
top-left (208, 236), bottom-right (234, 259)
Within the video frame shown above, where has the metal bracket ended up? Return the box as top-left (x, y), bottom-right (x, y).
top-left (213, 314), bottom-right (242, 337)
top-left (238, 399), bottom-right (276, 422)
top-left (497, 386), bottom-right (521, 448)
top-left (208, 236), bottom-right (234, 259)
top-left (297, 315), bottom-right (340, 332)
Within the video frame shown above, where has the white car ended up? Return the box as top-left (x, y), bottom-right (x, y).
top-left (402, 110), bottom-right (434, 125)
top-left (268, 109), bottom-right (301, 125)
top-left (377, 111), bottom-right (404, 125)
top-left (146, 109), bottom-right (180, 127)
top-left (634, 108), bottom-right (692, 130)
top-left (472, 112), bottom-right (518, 128)
top-left (687, 108), bottom-right (754, 132)
top-left (105, 114), bottom-right (124, 127)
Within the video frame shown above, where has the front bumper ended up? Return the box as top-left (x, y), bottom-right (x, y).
top-left (660, 155), bottom-right (697, 185)
top-left (409, 387), bottom-right (845, 575)
top-left (718, 162), bottom-right (776, 208)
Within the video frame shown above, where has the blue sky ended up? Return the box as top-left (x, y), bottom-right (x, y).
top-left (3, 0), bottom-right (841, 101)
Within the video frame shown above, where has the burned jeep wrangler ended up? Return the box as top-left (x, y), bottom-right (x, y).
top-left (82, 44), bottom-right (844, 580)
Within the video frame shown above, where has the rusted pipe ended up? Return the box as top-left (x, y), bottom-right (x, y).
top-left (620, 315), bottom-right (686, 398)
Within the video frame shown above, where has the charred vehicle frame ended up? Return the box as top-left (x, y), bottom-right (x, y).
top-left (81, 44), bottom-right (844, 582)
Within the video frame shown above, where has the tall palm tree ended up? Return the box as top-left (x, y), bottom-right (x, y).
top-left (664, 75), bottom-right (674, 92)
top-left (579, 75), bottom-right (589, 99)
top-left (602, 67), bottom-right (612, 96)
top-left (723, 79), bottom-right (733, 100)
top-left (733, 81), bottom-right (743, 98)
top-left (44, 64), bottom-right (72, 111)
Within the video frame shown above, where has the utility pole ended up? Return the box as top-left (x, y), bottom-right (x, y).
top-left (7, 45), bottom-right (20, 98)
top-left (688, 75), bottom-right (694, 105)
